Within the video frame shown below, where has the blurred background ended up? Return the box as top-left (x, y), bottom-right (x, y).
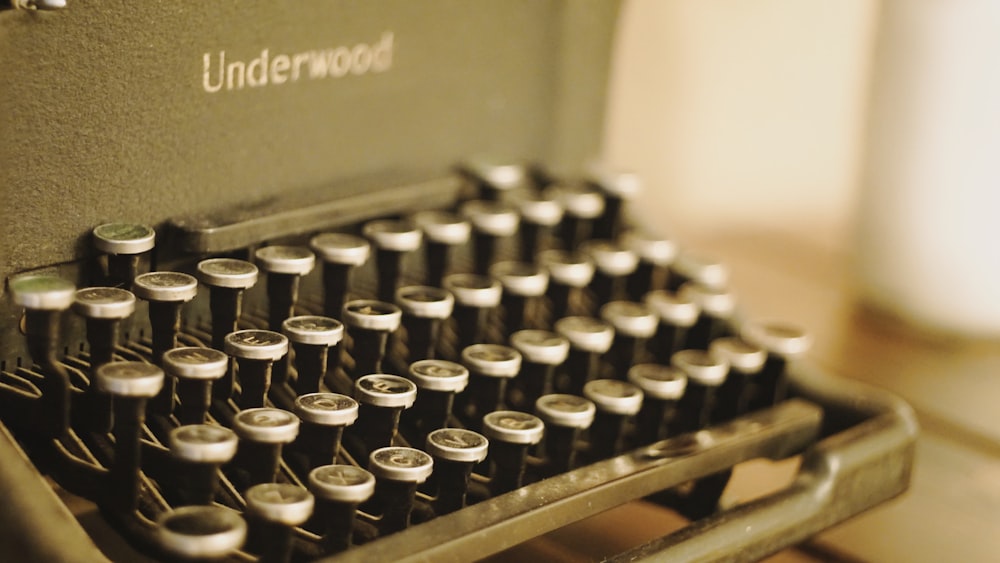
top-left (593, 1), bottom-right (1000, 561)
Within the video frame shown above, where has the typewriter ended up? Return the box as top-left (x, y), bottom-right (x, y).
top-left (0, 2), bottom-right (916, 561)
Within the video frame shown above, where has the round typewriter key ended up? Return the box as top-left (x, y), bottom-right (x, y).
top-left (92, 222), bottom-right (155, 288)
top-left (405, 359), bottom-right (469, 438)
top-left (461, 157), bottom-right (530, 199)
top-left (363, 219), bottom-right (422, 303)
top-left (157, 505), bottom-right (247, 560)
top-left (670, 251), bottom-right (729, 292)
top-left (481, 410), bottom-right (544, 495)
top-left (168, 424), bottom-right (238, 506)
top-left (709, 337), bottom-right (766, 421)
top-left (461, 199), bottom-right (521, 275)
top-left (535, 394), bottom-right (596, 473)
top-left (289, 393), bottom-right (357, 472)
top-left (458, 344), bottom-right (522, 426)
top-left (554, 316), bottom-right (615, 394)
top-left (508, 330), bottom-right (569, 410)
top-left (351, 374), bottom-right (417, 454)
top-left (197, 258), bottom-right (259, 399)
top-left (644, 289), bottom-right (701, 363)
top-left (443, 273), bottom-right (502, 354)
top-left (554, 183), bottom-right (605, 249)
top-left (490, 261), bottom-right (548, 335)
top-left (671, 349), bottom-right (729, 434)
top-left (425, 428), bottom-right (489, 514)
top-left (582, 240), bottom-right (640, 305)
top-left (396, 285), bottom-right (454, 363)
top-left (586, 166), bottom-right (642, 240)
top-left (628, 364), bottom-right (688, 445)
top-left (369, 447), bottom-right (434, 534)
top-left (225, 329), bottom-right (288, 409)
top-left (9, 275), bottom-right (75, 438)
top-left (584, 379), bottom-right (643, 459)
top-left (342, 299), bottom-right (401, 376)
top-left (540, 249), bottom-right (595, 319)
top-left (255, 245), bottom-right (315, 332)
top-left (308, 464), bottom-right (376, 553)
top-left (742, 320), bottom-right (812, 410)
top-left (414, 210), bottom-right (471, 287)
top-left (231, 408), bottom-right (299, 487)
top-left (600, 301), bottom-right (658, 377)
top-left (310, 232), bottom-right (371, 320)
top-left (623, 229), bottom-right (677, 300)
top-left (244, 483), bottom-right (314, 562)
top-left (282, 315), bottom-right (344, 396)
top-left (73, 286), bottom-right (137, 432)
top-left (95, 361), bottom-right (164, 514)
top-left (512, 187), bottom-right (564, 262)
top-left (679, 282), bottom-right (737, 350)
top-left (164, 347), bottom-right (228, 425)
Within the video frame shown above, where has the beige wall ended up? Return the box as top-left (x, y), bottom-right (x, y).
top-left (603, 0), bottom-right (878, 251)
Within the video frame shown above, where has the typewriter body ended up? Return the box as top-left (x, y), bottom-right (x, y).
top-left (0, 2), bottom-right (916, 562)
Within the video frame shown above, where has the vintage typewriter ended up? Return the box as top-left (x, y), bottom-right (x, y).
top-left (0, 2), bottom-right (916, 561)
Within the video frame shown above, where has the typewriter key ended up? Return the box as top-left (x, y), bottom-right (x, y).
top-left (461, 157), bottom-right (529, 200)
top-left (583, 379), bottom-right (643, 459)
top-left (196, 258), bottom-right (259, 389)
top-left (368, 447), bottom-right (434, 534)
top-left (587, 167), bottom-right (642, 240)
top-left (94, 361), bottom-right (163, 514)
top-left (92, 222), bottom-right (155, 288)
top-left (225, 330), bottom-right (289, 409)
top-left (627, 364), bottom-right (687, 445)
top-left (670, 350), bottom-right (729, 434)
top-left (461, 200), bottom-right (520, 275)
top-left (669, 251), bottom-right (729, 292)
top-left (535, 394), bottom-right (596, 474)
top-left (481, 410), bottom-right (544, 495)
top-left (489, 261), bottom-right (549, 335)
top-left (413, 210), bottom-right (471, 287)
top-left (644, 289), bottom-right (701, 363)
top-left (555, 183), bottom-right (605, 250)
top-left (308, 464), bottom-right (376, 553)
top-left (425, 428), bottom-right (489, 514)
top-left (709, 337), bottom-right (766, 422)
top-left (73, 286), bottom-right (137, 433)
top-left (678, 283), bottom-right (737, 350)
top-left (9, 275), bottom-right (75, 438)
top-left (582, 240), bottom-right (640, 305)
top-left (459, 344), bottom-right (522, 426)
top-left (352, 374), bottom-right (417, 454)
top-left (512, 187), bottom-right (564, 261)
top-left (396, 285), bottom-right (454, 363)
top-left (741, 320), bottom-right (813, 410)
top-left (282, 315), bottom-right (344, 396)
top-left (539, 249), bottom-right (595, 319)
top-left (255, 245), bottom-right (316, 331)
top-left (163, 347), bottom-right (229, 425)
top-left (553, 316), bottom-right (615, 394)
top-left (290, 393), bottom-right (358, 472)
top-left (405, 359), bottom-right (469, 438)
top-left (231, 407), bottom-right (300, 486)
top-left (443, 274), bottom-right (502, 354)
top-left (342, 299), bottom-right (402, 376)
top-left (363, 219), bottom-right (422, 303)
top-left (156, 505), bottom-right (247, 561)
top-left (622, 229), bottom-right (677, 300)
top-left (600, 301), bottom-right (658, 376)
top-left (168, 424), bottom-right (238, 506)
top-left (508, 330), bottom-right (570, 410)
top-left (244, 483), bottom-right (315, 563)
top-left (309, 232), bottom-right (371, 319)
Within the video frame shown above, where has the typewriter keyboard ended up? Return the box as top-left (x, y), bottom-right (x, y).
top-left (2, 162), bottom-right (913, 562)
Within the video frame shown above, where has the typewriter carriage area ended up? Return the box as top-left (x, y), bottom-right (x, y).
top-left (0, 2), bottom-right (915, 562)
